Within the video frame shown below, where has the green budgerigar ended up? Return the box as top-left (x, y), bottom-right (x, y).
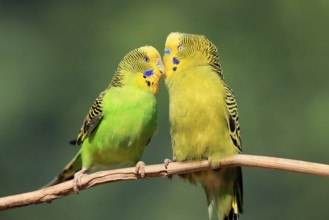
top-left (163, 32), bottom-right (243, 220)
top-left (47, 46), bottom-right (164, 191)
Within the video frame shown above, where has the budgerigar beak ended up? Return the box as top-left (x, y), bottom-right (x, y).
top-left (156, 57), bottom-right (164, 75)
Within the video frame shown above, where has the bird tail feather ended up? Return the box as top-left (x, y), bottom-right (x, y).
top-left (204, 167), bottom-right (243, 220)
top-left (42, 151), bottom-right (82, 188)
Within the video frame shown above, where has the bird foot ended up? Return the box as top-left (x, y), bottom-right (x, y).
top-left (208, 155), bottom-right (224, 171)
top-left (164, 158), bottom-right (176, 181)
top-left (135, 161), bottom-right (146, 178)
top-left (164, 158), bottom-right (172, 169)
top-left (73, 168), bottom-right (87, 193)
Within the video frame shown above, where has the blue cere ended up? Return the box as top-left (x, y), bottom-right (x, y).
top-left (172, 57), bottom-right (180, 65)
top-left (143, 69), bottom-right (154, 77)
top-left (165, 48), bottom-right (171, 54)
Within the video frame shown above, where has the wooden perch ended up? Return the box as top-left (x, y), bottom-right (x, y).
top-left (0, 154), bottom-right (328, 211)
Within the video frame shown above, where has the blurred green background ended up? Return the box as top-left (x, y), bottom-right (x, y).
top-left (1, 0), bottom-right (328, 219)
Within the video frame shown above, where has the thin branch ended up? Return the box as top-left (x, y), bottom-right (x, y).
top-left (0, 154), bottom-right (328, 211)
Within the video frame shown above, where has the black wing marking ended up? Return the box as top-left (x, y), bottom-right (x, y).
top-left (70, 90), bottom-right (106, 146)
top-left (224, 84), bottom-right (242, 151)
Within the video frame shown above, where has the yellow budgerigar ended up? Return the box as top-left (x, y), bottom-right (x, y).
top-left (163, 32), bottom-right (243, 220)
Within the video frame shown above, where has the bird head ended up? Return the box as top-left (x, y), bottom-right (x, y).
top-left (114, 46), bottom-right (164, 95)
top-left (163, 32), bottom-right (222, 83)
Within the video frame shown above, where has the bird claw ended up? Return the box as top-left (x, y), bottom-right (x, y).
top-left (164, 158), bottom-right (176, 181)
top-left (135, 161), bottom-right (146, 178)
top-left (164, 158), bottom-right (172, 169)
top-left (208, 156), bottom-right (222, 171)
top-left (73, 168), bottom-right (87, 193)
top-left (164, 156), bottom-right (176, 168)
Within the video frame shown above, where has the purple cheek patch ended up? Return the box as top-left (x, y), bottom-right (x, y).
top-left (172, 57), bottom-right (180, 65)
top-left (143, 69), bottom-right (154, 77)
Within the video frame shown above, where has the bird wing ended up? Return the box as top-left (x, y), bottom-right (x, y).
top-left (70, 90), bottom-right (106, 146)
top-left (224, 84), bottom-right (242, 151)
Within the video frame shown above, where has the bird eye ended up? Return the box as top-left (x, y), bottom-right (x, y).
top-left (143, 57), bottom-right (150, 62)
top-left (178, 45), bottom-right (184, 51)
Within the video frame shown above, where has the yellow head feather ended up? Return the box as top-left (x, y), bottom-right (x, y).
top-left (164, 32), bottom-right (222, 83)
top-left (111, 46), bottom-right (163, 95)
